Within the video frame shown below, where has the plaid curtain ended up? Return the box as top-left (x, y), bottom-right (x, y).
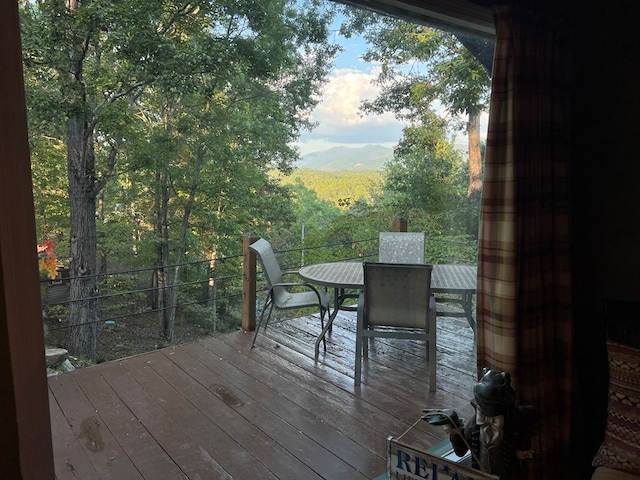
top-left (477, 3), bottom-right (573, 478)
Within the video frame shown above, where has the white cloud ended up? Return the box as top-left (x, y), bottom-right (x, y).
top-left (297, 67), bottom-right (406, 155)
top-left (295, 67), bottom-right (489, 157)
top-left (313, 68), bottom-right (396, 126)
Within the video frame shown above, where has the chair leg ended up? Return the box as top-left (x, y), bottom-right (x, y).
top-left (320, 307), bottom-right (327, 351)
top-left (355, 334), bottom-right (362, 386)
top-left (355, 300), bottom-right (364, 386)
top-left (251, 297), bottom-right (273, 348)
top-left (428, 299), bottom-right (437, 392)
top-left (363, 327), bottom-right (369, 358)
top-left (428, 334), bottom-right (436, 392)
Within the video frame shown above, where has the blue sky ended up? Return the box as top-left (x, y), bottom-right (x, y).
top-left (295, 25), bottom-right (408, 156)
top-left (294, 14), bottom-right (487, 157)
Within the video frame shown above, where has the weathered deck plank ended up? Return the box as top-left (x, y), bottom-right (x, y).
top-left (182, 339), bottom-right (373, 479)
top-left (49, 310), bottom-right (477, 479)
top-left (49, 371), bottom-right (144, 479)
top-left (159, 346), bottom-right (326, 480)
top-left (74, 366), bottom-right (187, 479)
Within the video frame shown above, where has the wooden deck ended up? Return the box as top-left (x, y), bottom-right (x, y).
top-left (48, 310), bottom-right (478, 480)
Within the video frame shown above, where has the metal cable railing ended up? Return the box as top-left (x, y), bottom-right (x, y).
top-left (42, 234), bottom-right (477, 349)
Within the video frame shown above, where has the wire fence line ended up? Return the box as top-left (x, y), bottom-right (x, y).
top-left (41, 251), bottom-right (246, 334)
top-left (41, 234), bottom-right (477, 338)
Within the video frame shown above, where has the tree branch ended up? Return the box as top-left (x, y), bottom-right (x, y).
top-left (92, 142), bottom-right (119, 196)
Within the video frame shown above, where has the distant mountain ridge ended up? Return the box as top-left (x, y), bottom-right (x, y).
top-left (298, 144), bottom-right (393, 171)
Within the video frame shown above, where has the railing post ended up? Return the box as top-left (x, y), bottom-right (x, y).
top-left (393, 216), bottom-right (407, 232)
top-left (242, 233), bottom-right (258, 332)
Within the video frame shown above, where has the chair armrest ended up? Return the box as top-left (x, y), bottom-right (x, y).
top-left (268, 282), bottom-right (330, 312)
top-left (282, 270), bottom-right (300, 278)
top-left (270, 281), bottom-right (326, 301)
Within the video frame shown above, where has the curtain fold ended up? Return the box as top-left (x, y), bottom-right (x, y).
top-left (477, 3), bottom-right (573, 477)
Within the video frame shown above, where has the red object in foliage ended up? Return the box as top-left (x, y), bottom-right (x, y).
top-left (37, 240), bottom-right (55, 257)
top-left (37, 241), bottom-right (58, 279)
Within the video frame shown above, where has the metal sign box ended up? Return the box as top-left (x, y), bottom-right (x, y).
top-left (387, 435), bottom-right (500, 480)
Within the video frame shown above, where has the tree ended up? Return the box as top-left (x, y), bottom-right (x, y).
top-left (21, 0), bottom-right (216, 359)
top-left (384, 120), bottom-right (480, 237)
top-left (21, 0), bottom-right (339, 358)
top-left (29, 135), bottom-right (69, 250)
top-left (131, 2), bottom-right (338, 341)
top-left (383, 112), bottom-right (467, 217)
top-left (340, 11), bottom-right (491, 199)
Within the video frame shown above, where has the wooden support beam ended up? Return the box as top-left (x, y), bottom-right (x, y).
top-left (0, 2), bottom-right (55, 477)
top-left (242, 233), bottom-right (258, 332)
top-left (393, 216), bottom-right (408, 232)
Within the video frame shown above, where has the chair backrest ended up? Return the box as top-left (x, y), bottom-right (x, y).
top-left (378, 232), bottom-right (425, 264)
top-left (363, 262), bottom-right (433, 328)
top-left (249, 238), bottom-right (288, 305)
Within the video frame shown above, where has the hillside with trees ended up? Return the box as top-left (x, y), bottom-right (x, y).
top-left (21, 0), bottom-right (341, 359)
top-left (297, 144), bottom-right (393, 171)
top-left (22, 0), bottom-right (486, 362)
top-left (278, 168), bottom-right (383, 208)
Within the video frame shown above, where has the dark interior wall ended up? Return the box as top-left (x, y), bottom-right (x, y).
top-left (591, 19), bottom-right (640, 302)
top-left (0, 2), bottom-right (54, 478)
top-left (570, 1), bottom-right (640, 475)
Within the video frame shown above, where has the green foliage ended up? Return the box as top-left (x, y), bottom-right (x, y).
top-left (21, 0), bottom-right (342, 351)
top-left (29, 136), bottom-right (70, 256)
top-left (176, 299), bottom-right (210, 328)
top-left (426, 235), bottom-right (477, 264)
top-left (340, 11), bottom-right (490, 123)
top-left (378, 113), bottom-right (479, 236)
top-left (338, 8), bottom-right (489, 217)
top-left (279, 168), bottom-right (383, 209)
top-left (24, 1), bottom-right (481, 352)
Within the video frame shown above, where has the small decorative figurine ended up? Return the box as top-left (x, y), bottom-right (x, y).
top-left (448, 369), bottom-right (537, 480)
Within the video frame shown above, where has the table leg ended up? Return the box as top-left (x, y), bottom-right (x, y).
top-left (315, 288), bottom-right (340, 360)
top-left (314, 288), bottom-right (361, 360)
top-left (463, 292), bottom-right (476, 334)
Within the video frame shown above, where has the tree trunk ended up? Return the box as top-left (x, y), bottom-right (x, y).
top-left (154, 169), bottom-right (171, 337)
top-left (97, 190), bottom-right (108, 273)
top-left (208, 256), bottom-right (218, 333)
top-left (164, 147), bottom-right (205, 342)
top-left (467, 111), bottom-right (483, 198)
top-left (64, 0), bottom-right (101, 361)
top-left (67, 116), bottom-right (98, 360)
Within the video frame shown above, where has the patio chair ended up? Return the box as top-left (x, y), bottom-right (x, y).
top-left (355, 262), bottom-right (437, 391)
top-left (249, 238), bottom-right (331, 349)
top-left (378, 232), bottom-right (425, 264)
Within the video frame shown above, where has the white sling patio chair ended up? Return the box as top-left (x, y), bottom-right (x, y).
top-left (355, 262), bottom-right (437, 391)
top-left (250, 238), bottom-right (331, 349)
top-left (378, 232), bottom-right (425, 264)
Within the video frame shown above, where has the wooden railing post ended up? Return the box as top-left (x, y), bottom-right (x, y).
top-left (242, 233), bottom-right (258, 332)
top-left (393, 216), bottom-right (407, 232)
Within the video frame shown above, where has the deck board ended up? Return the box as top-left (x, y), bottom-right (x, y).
top-left (73, 367), bottom-right (187, 479)
top-left (49, 371), bottom-right (144, 479)
top-left (97, 361), bottom-right (228, 479)
top-left (159, 347), bottom-right (326, 480)
top-left (48, 388), bottom-right (101, 480)
top-left (183, 339), bottom-right (373, 479)
top-left (50, 310), bottom-right (477, 479)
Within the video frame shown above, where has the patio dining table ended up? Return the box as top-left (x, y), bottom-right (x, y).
top-left (298, 261), bottom-right (477, 359)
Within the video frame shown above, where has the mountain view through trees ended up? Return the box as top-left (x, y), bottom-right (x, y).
top-left (21, 0), bottom-right (489, 362)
